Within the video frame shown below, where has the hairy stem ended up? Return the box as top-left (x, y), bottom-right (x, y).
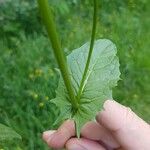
top-left (38, 0), bottom-right (78, 109)
top-left (77, 0), bottom-right (98, 101)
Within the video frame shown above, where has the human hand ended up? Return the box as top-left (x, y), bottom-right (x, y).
top-left (43, 100), bottom-right (150, 150)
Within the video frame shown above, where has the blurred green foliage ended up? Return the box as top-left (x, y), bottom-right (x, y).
top-left (0, 0), bottom-right (150, 149)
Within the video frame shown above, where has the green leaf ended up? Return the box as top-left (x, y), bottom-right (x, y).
top-left (51, 39), bottom-right (120, 137)
top-left (0, 123), bottom-right (21, 146)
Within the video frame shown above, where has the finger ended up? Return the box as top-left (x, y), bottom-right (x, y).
top-left (116, 148), bottom-right (123, 150)
top-left (81, 121), bottom-right (120, 149)
top-left (66, 138), bottom-right (106, 150)
top-left (43, 130), bottom-right (56, 141)
top-left (43, 120), bottom-right (75, 149)
top-left (96, 100), bottom-right (150, 150)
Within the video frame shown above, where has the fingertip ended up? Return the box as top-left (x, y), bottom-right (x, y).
top-left (42, 130), bottom-right (62, 148)
top-left (96, 99), bottom-right (150, 149)
top-left (46, 120), bottom-right (75, 149)
top-left (103, 99), bottom-right (118, 111)
top-left (42, 130), bottom-right (56, 141)
top-left (96, 99), bottom-right (115, 118)
top-left (96, 99), bottom-right (126, 130)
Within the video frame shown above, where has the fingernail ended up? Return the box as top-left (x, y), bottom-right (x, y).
top-left (69, 144), bottom-right (87, 150)
top-left (43, 130), bottom-right (56, 141)
top-left (98, 99), bottom-right (129, 131)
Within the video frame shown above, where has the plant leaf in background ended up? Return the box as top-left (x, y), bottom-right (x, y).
top-left (51, 39), bottom-right (120, 137)
top-left (0, 123), bottom-right (21, 146)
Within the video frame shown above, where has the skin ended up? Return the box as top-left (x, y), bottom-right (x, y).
top-left (43, 100), bottom-right (150, 150)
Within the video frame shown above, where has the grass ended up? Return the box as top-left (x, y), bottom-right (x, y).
top-left (0, 0), bottom-right (150, 149)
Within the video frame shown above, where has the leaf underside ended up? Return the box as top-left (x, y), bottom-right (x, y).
top-left (51, 39), bottom-right (120, 137)
top-left (0, 123), bottom-right (21, 146)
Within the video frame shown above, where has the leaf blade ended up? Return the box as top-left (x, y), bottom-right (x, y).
top-left (52, 39), bottom-right (120, 137)
top-left (0, 123), bottom-right (21, 146)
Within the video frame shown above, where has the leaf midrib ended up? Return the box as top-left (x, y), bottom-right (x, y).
top-left (76, 42), bottom-right (114, 100)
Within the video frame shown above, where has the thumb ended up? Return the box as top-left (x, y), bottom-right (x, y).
top-left (96, 100), bottom-right (150, 150)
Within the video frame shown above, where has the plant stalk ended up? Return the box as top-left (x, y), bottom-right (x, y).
top-left (38, 0), bottom-right (78, 109)
top-left (77, 0), bottom-right (98, 101)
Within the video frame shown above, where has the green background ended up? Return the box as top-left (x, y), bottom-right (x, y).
top-left (0, 0), bottom-right (150, 149)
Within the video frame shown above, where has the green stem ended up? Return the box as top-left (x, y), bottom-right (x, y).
top-left (38, 0), bottom-right (78, 109)
top-left (77, 0), bottom-right (98, 101)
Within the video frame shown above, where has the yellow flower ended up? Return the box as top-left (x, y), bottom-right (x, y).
top-left (48, 68), bottom-right (54, 76)
top-left (133, 94), bottom-right (138, 99)
top-left (33, 93), bottom-right (38, 99)
top-left (29, 91), bottom-right (38, 99)
top-left (45, 96), bottom-right (49, 101)
top-left (29, 73), bottom-right (34, 79)
top-left (39, 102), bottom-right (44, 107)
top-left (35, 69), bottom-right (43, 77)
